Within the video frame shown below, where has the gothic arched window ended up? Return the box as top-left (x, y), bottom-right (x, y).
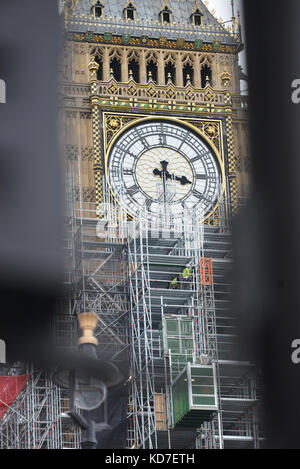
top-left (165, 62), bottom-right (176, 84)
top-left (124, 2), bottom-right (136, 21)
top-left (91, 1), bottom-right (104, 18)
top-left (160, 6), bottom-right (172, 24)
top-left (147, 60), bottom-right (158, 83)
top-left (183, 63), bottom-right (194, 86)
top-left (191, 9), bottom-right (203, 26)
top-left (201, 64), bottom-right (212, 88)
top-left (94, 55), bottom-right (103, 81)
top-left (128, 58), bottom-right (139, 82)
top-left (110, 57), bottom-right (121, 82)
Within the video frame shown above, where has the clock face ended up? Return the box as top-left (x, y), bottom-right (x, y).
top-left (107, 120), bottom-right (222, 219)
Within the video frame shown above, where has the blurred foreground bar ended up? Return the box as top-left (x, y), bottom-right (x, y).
top-left (235, 0), bottom-right (300, 448)
top-left (0, 1), bottom-right (62, 361)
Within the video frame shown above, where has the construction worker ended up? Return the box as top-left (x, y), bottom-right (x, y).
top-left (169, 276), bottom-right (179, 289)
top-left (181, 264), bottom-right (192, 290)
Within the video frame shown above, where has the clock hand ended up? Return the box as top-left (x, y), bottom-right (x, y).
top-left (151, 161), bottom-right (170, 215)
top-left (153, 161), bottom-right (192, 186)
top-left (174, 174), bottom-right (192, 186)
top-left (153, 168), bottom-right (162, 177)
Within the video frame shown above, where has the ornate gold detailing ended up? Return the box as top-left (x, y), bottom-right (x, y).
top-left (128, 83), bottom-right (138, 96)
top-left (146, 83), bottom-right (157, 97)
top-left (71, 32), bottom-right (238, 54)
top-left (102, 114), bottom-right (227, 225)
top-left (107, 117), bottom-right (121, 131)
top-left (204, 88), bottom-right (215, 102)
top-left (104, 114), bottom-right (141, 147)
top-left (225, 113), bottom-right (238, 213)
top-left (106, 82), bottom-right (119, 95)
top-left (176, 38), bottom-right (185, 49)
top-left (187, 120), bottom-right (221, 151)
top-left (206, 124), bottom-right (217, 137)
top-left (97, 77), bottom-right (228, 106)
top-left (221, 70), bottom-right (231, 87)
top-left (103, 112), bottom-right (223, 162)
top-left (88, 55), bottom-right (99, 82)
top-left (88, 55), bottom-right (99, 72)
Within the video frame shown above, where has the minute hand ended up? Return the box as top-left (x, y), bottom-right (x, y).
top-left (153, 168), bottom-right (192, 186)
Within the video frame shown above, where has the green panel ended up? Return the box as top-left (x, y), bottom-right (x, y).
top-left (172, 365), bottom-right (218, 429)
top-left (159, 328), bottom-right (163, 354)
top-left (166, 320), bottom-right (179, 334)
top-left (192, 383), bottom-right (215, 395)
top-left (172, 356), bottom-right (192, 375)
top-left (168, 338), bottom-right (180, 351)
top-left (162, 318), bottom-right (195, 374)
top-left (172, 371), bottom-right (189, 426)
top-left (180, 320), bottom-right (193, 336)
top-left (190, 366), bottom-right (216, 408)
top-left (172, 354), bottom-right (193, 365)
top-left (181, 338), bottom-right (194, 353)
top-left (191, 367), bottom-right (214, 377)
top-left (192, 377), bottom-right (214, 386)
top-left (192, 396), bottom-right (216, 406)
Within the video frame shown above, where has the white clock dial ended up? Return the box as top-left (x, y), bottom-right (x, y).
top-left (135, 147), bottom-right (193, 202)
top-left (107, 120), bottom-right (221, 219)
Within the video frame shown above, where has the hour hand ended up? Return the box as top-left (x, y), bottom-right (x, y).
top-left (153, 167), bottom-right (191, 186)
top-left (175, 175), bottom-right (191, 186)
top-left (153, 168), bottom-right (162, 177)
top-left (153, 167), bottom-right (172, 181)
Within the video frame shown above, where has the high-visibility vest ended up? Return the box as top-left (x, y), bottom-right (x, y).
top-left (171, 277), bottom-right (178, 285)
top-left (182, 267), bottom-right (191, 279)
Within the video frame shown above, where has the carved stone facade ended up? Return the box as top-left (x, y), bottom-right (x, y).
top-left (62, 1), bottom-right (249, 218)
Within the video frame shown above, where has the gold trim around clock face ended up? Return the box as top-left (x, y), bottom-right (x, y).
top-left (103, 114), bottom-right (226, 222)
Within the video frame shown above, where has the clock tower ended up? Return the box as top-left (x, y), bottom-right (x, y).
top-left (61, 0), bottom-right (259, 450)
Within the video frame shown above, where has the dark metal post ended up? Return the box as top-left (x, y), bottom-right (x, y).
top-left (235, 0), bottom-right (300, 448)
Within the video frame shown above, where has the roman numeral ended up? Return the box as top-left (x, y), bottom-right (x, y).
top-left (116, 146), bottom-right (137, 159)
top-left (192, 190), bottom-right (211, 204)
top-left (192, 189), bottom-right (205, 200)
top-left (160, 134), bottom-right (167, 145)
top-left (123, 169), bottom-right (133, 176)
top-left (196, 174), bottom-right (215, 180)
top-left (128, 184), bottom-right (139, 196)
top-left (191, 156), bottom-right (201, 163)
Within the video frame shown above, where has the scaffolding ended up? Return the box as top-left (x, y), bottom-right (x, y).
top-left (0, 364), bottom-right (81, 449)
top-left (0, 172), bottom-right (263, 449)
top-left (122, 185), bottom-right (262, 449)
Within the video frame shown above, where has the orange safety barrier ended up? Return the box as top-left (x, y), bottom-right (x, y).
top-left (199, 257), bottom-right (214, 285)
